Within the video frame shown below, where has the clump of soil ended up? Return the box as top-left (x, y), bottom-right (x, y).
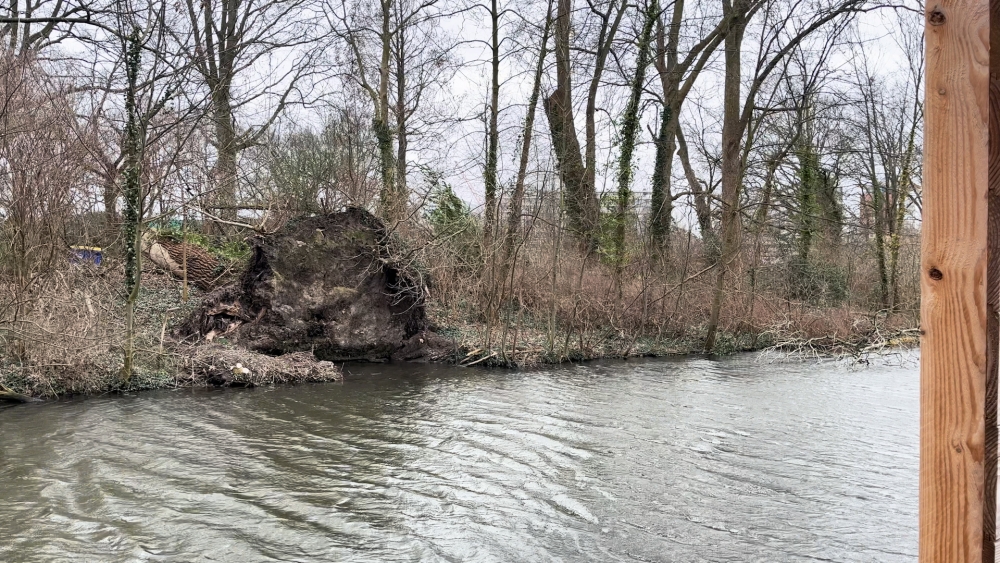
top-left (177, 343), bottom-right (342, 387)
top-left (178, 208), bottom-right (454, 362)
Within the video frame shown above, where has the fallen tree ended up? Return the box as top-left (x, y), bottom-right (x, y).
top-left (0, 387), bottom-right (41, 403)
top-left (143, 234), bottom-right (223, 290)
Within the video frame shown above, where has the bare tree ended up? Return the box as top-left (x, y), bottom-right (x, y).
top-left (499, 0), bottom-right (554, 303)
top-left (331, 0), bottom-right (456, 225)
top-left (0, 57), bottom-right (85, 358)
top-left (851, 23), bottom-right (922, 311)
top-left (0, 0), bottom-right (98, 53)
top-left (610, 0), bottom-right (657, 281)
top-left (481, 0), bottom-right (501, 257)
top-left (175, 0), bottom-right (323, 226)
top-left (543, 0), bottom-right (627, 249)
top-left (704, 0), bottom-right (863, 352)
top-left (263, 106), bottom-right (381, 212)
top-left (647, 0), bottom-right (727, 258)
top-left (115, 0), bottom-right (193, 377)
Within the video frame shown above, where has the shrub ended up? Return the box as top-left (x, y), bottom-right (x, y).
top-left (426, 180), bottom-right (481, 271)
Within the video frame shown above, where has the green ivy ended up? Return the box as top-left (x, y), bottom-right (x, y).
top-left (426, 178), bottom-right (481, 270)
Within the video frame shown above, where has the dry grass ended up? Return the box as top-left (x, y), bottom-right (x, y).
top-left (424, 228), bottom-right (920, 366)
top-left (0, 263), bottom-right (341, 399)
top-left (0, 265), bottom-right (123, 396)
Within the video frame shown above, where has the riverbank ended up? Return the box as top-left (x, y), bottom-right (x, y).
top-left (0, 265), bottom-right (919, 401)
top-left (432, 310), bottom-right (919, 368)
top-left (0, 270), bottom-right (343, 401)
top-left (0, 205), bottom-right (920, 401)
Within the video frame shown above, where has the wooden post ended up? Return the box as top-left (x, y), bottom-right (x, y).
top-left (920, 0), bottom-right (997, 558)
top-left (986, 0), bottom-right (1000, 556)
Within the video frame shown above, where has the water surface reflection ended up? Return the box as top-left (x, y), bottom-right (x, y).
top-left (0, 353), bottom-right (919, 562)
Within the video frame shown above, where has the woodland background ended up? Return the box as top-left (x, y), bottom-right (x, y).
top-left (0, 0), bottom-right (923, 382)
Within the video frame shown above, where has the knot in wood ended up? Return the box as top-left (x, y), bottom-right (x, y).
top-left (928, 7), bottom-right (946, 25)
top-left (929, 268), bottom-right (943, 281)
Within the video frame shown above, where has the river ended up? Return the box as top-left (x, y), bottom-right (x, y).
top-left (0, 353), bottom-right (918, 562)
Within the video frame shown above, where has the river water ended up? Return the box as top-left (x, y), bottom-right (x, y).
top-left (0, 353), bottom-right (918, 562)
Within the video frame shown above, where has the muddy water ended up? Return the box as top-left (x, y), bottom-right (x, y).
top-left (0, 353), bottom-right (918, 562)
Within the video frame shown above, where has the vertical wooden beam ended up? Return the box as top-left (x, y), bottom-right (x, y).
top-left (986, 0), bottom-right (1000, 556)
top-left (921, 0), bottom-right (993, 559)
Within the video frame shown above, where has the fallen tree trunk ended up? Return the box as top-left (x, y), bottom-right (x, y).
top-left (143, 234), bottom-right (222, 290)
top-left (0, 390), bottom-right (42, 403)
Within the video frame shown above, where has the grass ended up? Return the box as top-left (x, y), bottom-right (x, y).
top-left (0, 266), bottom-right (340, 400)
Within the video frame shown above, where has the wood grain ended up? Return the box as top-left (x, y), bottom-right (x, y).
top-left (921, 0), bottom-right (991, 559)
top-left (983, 0), bottom-right (1000, 563)
top-left (985, 0), bottom-right (1000, 556)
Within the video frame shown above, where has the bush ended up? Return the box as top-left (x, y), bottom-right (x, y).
top-left (426, 180), bottom-right (481, 271)
top-left (788, 257), bottom-right (848, 305)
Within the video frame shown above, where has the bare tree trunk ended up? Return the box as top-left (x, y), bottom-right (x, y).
top-left (649, 105), bottom-right (676, 257)
top-left (887, 90), bottom-right (920, 310)
top-left (704, 6), bottom-right (746, 353)
top-left (481, 0), bottom-right (502, 321)
top-left (649, 2), bottom-right (683, 257)
top-left (543, 0), bottom-right (596, 248)
top-left (212, 86), bottom-right (238, 226)
top-left (483, 0), bottom-right (500, 257)
top-left (122, 28), bottom-right (143, 379)
top-left (204, 0), bottom-right (241, 229)
top-left (5, 0), bottom-right (15, 50)
top-left (376, 0), bottom-right (399, 223)
top-left (582, 0), bottom-right (626, 245)
top-left (795, 147), bottom-right (815, 265)
top-left (394, 26), bottom-right (408, 209)
top-left (746, 154), bottom-right (781, 342)
top-left (871, 179), bottom-right (890, 309)
top-left (501, 0), bottom-right (552, 302)
top-left (648, 0), bottom-right (727, 260)
top-left (676, 128), bottom-right (715, 253)
top-left (543, 0), bottom-right (624, 250)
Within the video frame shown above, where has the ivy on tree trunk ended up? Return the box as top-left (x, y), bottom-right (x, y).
top-left (611, 0), bottom-right (658, 286)
top-left (121, 26), bottom-right (142, 379)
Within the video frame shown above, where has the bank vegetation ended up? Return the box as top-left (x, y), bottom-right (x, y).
top-left (0, 0), bottom-right (922, 397)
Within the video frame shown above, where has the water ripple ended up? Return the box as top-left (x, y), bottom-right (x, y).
top-left (0, 353), bottom-right (919, 562)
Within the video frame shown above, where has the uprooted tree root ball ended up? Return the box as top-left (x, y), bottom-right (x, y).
top-left (0, 208), bottom-right (460, 401)
top-left (176, 207), bottom-right (456, 363)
